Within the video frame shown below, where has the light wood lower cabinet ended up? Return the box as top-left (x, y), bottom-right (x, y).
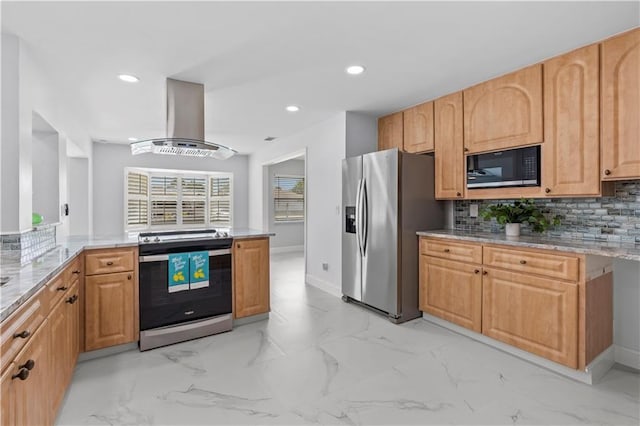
top-left (482, 268), bottom-right (578, 368)
top-left (419, 256), bottom-right (482, 332)
top-left (85, 272), bottom-right (136, 351)
top-left (4, 320), bottom-right (51, 426)
top-left (234, 238), bottom-right (270, 318)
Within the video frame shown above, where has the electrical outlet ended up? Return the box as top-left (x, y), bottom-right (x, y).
top-left (322, 263), bottom-right (329, 271)
top-left (470, 204), bottom-right (479, 218)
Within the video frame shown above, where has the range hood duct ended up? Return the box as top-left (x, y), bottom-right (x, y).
top-left (130, 78), bottom-right (236, 159)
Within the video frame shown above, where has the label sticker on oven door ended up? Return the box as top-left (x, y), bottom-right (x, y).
top-left (168, 253), bottom-right (189, 293)
top-left (189, 251), bottom-right (209, 289)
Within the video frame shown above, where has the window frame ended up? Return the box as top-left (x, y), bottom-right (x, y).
top-left (272, 174), bottom-right (305, 224)
top-left (124, 167), bottom-right (233, 232)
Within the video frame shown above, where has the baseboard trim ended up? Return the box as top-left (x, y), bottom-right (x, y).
top-left (422, 313), bottom-right (614, 385)
top-left (615, 345), bottom-right (640, 370)
top-left (305, 274), bottom-right (341, 297)
top-left (270, 245), bottom-right (304, 254)
top-left (233, 312), bottom-right (270, 327)
top-left (78, 342), bottom-right (138, 362)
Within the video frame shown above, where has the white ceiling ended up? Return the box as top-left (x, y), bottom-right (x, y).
top-left (3, 1), bottom-right (638, 155)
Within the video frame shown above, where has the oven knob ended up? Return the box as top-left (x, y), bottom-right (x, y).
top-left (154, 237), bottom-right (160, 243)
top-left (143, 237), bottom-right (150, 243)
top-left (221, 232), bottom-right (228, 238)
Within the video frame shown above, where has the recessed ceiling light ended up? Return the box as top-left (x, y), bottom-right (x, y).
top-left (346, 65), bottom-right (366, 75)
top-left (285, 105), bottom-right (300, 113)
top-left (128, 137), bottom-right (138, 142)
top-left (118, 74), bottom-right (139, 83)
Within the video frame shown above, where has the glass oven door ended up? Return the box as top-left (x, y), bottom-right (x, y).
top-left (139, 249), bottom-right (232, 331)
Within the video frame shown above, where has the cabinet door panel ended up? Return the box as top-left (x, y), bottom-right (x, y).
top-left (234, 238), bottom-right (270, 318)
top-left (49, 299), bottom-right (69, 416)
top-left (464, 65), bottom-right (543, 153)
top-left (482, 268), bottom-right (578, 368)
top-left (403, 102), bottom-right (434, 153)
top-left (419, 256), bottom-right (482, 332)
top-left (85, 272), bottom-right (135, 351)
top-left (378, 112), bottom-right (403, 151)
top-left (543, 44), bottom-right (601, 196)
top-left (601, 28), bottom-right (640, 180)
top-left (434, 92), bottom-right (465, 199)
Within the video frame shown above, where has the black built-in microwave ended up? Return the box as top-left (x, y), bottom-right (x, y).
top-left (466, 146), bottom-right (540, 189)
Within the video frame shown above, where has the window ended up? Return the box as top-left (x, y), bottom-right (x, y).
top-left (125, 168), bottom-right (233, 231)
top-left (273, 175), bottom-right (304, 222)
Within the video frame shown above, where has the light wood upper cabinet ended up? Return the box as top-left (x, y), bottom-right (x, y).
top-left (543, 44), bottom-right (602, 196)
top-left (434, 92), bottom-right (465, 199)
top-left (403, 102), bottom-right (434, 153)
top-left (377, 112), bottom-right (403, 151)
top-left (601, 28), bottom-right (640, 180)
top-left (85, 272), bottom-right (136, 351)
top-left (464, 64), bottom-right (543, 154)
top-left (419, 256), bottom-right (482, 332)
top-left (234, 238), bottom-right (270, 319)
top-left (482, 267), bottom-right (578, 368)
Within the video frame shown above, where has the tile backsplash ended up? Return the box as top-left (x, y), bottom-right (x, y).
top-left (454, 181), bottom-right (640, 243)
top-left (0, 226), bottom-right (57, 265)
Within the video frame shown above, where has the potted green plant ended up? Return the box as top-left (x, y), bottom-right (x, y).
top-left (480, 198), bottom-right (561, 237)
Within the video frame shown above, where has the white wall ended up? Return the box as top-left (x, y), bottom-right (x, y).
top-left (92, 142), bottom-right (249, 236)
top-left (68, 157), bottom-right (89, 235)
top-left (267, 158), bottom-right (305, 249)
top-left (345, 111), bottom-right (377, 158)
top-left (249, 113), bottom-right (347, 294)
top-left (32, 132), bottom-right (60, 225)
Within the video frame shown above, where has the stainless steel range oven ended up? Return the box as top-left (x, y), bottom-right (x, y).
top-left (138, 230), bottom-right (233, 351)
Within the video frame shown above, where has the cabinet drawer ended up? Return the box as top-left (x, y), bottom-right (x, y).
top-left (420, 238), bottom-right (482, 264)
top-left (66, 256), bottom-right (82, 283)
top-left (483, 245), bottom-right (579, 281)
top-left (0, 289), bottom-right (46, 373)
top-left (85, 249), bottom-right (134, 275)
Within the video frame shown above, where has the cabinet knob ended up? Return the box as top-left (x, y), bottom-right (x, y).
top-left (443, 249), bottom-right (450, 253)
top-left (474, 269), bottom-right (480, 274)
top-left (66, 295), bottom-right (78, 304)
top-left (464, 148), bottom-right (469, 152)
top-left (11, 368), bottom-right (29, 381)
top-left (106, 261), bottom-right (114, 266)
top-left (545, 188), bottom-right (551, 194)
top-left (237, 244), bottom-right (241, 249)
top-left (482, 271), bottom-right (488, 276)
top-left (72, 270), bottom-right (81, 274)
top-left (604, 169), bottom-right (611, 176)
top-left (456, 192), bottom-right (462, 197)
top-left (19, 359), bottom-right (35, 371)
top-left (127, 274), bottom-right (132, 280)
top-left (519, 260), bottom-right (527, 265)
top-left (13, 330), bottom-right (30, 339)
top-left (57, 286), bottom-right (68, 292)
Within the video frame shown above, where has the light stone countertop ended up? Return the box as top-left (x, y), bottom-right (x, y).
top-left (0, 229), bottom-right (274, 322)
top-left (417, 229), bottom-right (640, 262)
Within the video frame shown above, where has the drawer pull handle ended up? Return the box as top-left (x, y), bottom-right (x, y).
top-left (482, 271), bottom-right (488, 276)
top-left (106, 261), bottom-right (114, 266)
top-left (519, 260), bottom-right (527, 265)
top-left (11, 368), bottom-right (29, 381)
top-left (66, 295), bottom-right (78, 304)
top-left (57, 286), bottom-right (68, 291)
top-left (72, 270), bottom-right (81, 274)
top-left (19, 359), bottom-right (35, 371)
top-left (443, 249), bottom-right (450, 253)
top-left (604, 169), bottom-right (611, 176)
top-left (474, 269), bottom-right (480, 274)
top-left (13, 330), bottom-right (30, 339)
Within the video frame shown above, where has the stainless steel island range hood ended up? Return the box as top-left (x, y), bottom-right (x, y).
top-left (130, 78), bottom-right (236, 159)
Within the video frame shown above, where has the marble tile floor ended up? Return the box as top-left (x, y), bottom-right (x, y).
top-left (58, 251), bottom-right (639, 425)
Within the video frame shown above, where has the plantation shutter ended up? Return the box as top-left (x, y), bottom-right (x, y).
top-left (126, 171), bottom-right (148, 227)
top-left (273, 175), bottom-right (304, 221)
top-left (210, 176), bottom-right (232, 226)
top-left (150, 175), bottom-right (178, 225)
top-left (181, 177), bottom-right (206, 225)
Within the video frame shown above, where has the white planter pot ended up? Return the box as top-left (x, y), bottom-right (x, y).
top-left (505, 223), bottom-right (521, 237)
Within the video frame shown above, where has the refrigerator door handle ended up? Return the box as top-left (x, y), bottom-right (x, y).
top-left (361, 179), bottom-right (368, 256)
top-left (355, 178), bottom-right (364, 257)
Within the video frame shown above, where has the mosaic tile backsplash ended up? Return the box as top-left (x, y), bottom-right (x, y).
top-left (0, 226), bottom-right (57, 265)
top-left (455, 181), bottom-right (640, 243)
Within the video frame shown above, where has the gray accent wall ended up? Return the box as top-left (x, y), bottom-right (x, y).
top-left (454, 181), bottom-right (640, 243)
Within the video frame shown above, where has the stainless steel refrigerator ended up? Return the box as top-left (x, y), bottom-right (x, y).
top-left (342, 148), bottom-right (443, 323)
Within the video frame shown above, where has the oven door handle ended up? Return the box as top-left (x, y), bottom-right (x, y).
top-left (139, 249), bottom-right (231, 263)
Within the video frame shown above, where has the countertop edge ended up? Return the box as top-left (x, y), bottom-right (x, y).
top-left (417, 231), bottom-right (640, 261)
